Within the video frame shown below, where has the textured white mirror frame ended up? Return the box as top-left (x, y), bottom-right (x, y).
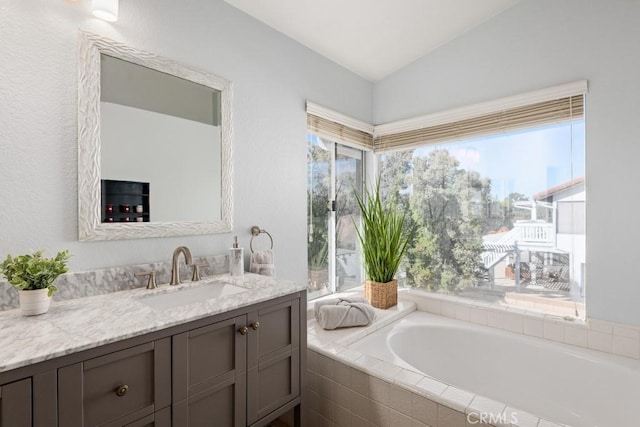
top-left (77, 31), bottom-right (233, 241)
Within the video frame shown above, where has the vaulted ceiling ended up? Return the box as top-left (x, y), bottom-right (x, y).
top-left (225, 0), bottom-right (520, 82)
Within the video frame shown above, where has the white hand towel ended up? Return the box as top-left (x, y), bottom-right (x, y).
top-left (249, 249), bottom-right (276, 277)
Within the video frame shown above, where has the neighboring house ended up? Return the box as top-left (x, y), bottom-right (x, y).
top-left (534, 177), bottom-right (586, 296)
top-left (481, 177), bottom-right (585, 297)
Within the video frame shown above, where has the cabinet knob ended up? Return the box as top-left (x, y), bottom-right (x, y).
top-left (250, 321), bottom-right (260, 330)
top-left (238, 326), bottom-right (249, 335)
top-left (115, 384), bottom-right (129, 397)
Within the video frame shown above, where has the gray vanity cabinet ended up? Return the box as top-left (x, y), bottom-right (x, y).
top-left (172, 315), bottom-right (248, 426)
top-left (0, 377), bottom-right (32, 426)
top-left (171, 295), bottom-right (302, 427)
top-left (246, 298), bottom-right (300, 425)
top-left (0, 290), bottom-right (304, 427)
top-left (58, 338), bottom-right (172, 426)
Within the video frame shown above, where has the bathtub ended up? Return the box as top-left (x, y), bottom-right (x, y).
top-left (350, 311), bottom-right (640, 427)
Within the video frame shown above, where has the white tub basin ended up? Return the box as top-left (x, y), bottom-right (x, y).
top-left (137, 282), bottom-right (248, 310)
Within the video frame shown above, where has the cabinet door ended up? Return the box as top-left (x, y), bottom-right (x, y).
top-left (124, 407), bottom-right (170, 427)
top-left (247, 297), bottom-right (300, 425)
top-left (58, 338), bottom-right (171, 426)
top-left (0, 378), bottom-right (31, 426)
top-left (172, 315), bottom-right (247, 427)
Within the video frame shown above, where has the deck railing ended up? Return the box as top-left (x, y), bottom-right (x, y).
top-left (514, 221), bottom-right (555, 246)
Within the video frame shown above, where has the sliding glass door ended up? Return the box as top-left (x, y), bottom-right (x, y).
top-left (307, 134), bottom-right (364, 299)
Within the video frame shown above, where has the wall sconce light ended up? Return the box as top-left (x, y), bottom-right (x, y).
top-left (92, 0), bottom-right (119, 22)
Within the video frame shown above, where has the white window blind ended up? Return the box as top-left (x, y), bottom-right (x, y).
top-left (374, 80), bottom-right (587, 153)
top-left (306, 101), bottom-right (374, 151)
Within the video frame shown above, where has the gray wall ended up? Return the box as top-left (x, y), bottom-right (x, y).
top-left (374, 0), bottom-right (640, 326)
top-left (2, 0), bottom-right (637, 327)
top-left (0, 0), bottom-right (372, 284)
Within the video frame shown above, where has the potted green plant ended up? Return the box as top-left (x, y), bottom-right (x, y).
top-left (354, 180), bottom-right (412, 309)
top-left (1, 250), bottom-right (70, 316)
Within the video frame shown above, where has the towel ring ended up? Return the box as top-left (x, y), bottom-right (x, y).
top-left (250, 226), bottom-right (274, 253)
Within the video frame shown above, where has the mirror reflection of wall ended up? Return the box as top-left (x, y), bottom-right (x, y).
top-left (100, 54), bottom-right (222, 222)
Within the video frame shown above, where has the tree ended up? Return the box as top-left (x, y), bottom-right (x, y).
top-left (402, 149), bottom-right (487, 292)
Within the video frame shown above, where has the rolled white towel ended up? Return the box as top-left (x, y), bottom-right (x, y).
top-left (314, 297), bottom-right (376, 330)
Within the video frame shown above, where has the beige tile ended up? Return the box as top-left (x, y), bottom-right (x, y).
top-left (503, 406), bottom-right (539, 427)
top-left (308, 349), bottom-right (319, 372)
top-left (334, 361), bottom-right (351, 387)
top-left (350, 390), bottom-right (370, 419)
top-left (319, 395), bottom-right (335, 421)
top-left (318, 375), bottom-right (334, 399)
top-left (588, 329), bottom-right (613, 353)
top-left (411, 420), bottom-right (430, 427)
top-left (309, 371), bottom-right (319, 393)
top-left (440, 387), bottom-right (474, 413)
top-left (370, 377), bottom-right (391, 406)
top-left (411, 393), bottom-right (437, 426)
top-left (467, 395), bottom-right (505, 421)
top-left (318, 354), bottom-right (335, 380)
top-left (425, 299), bottom-right (441, 315)
top-left (369, 400), bottom-right (391, 427)
top-left (441, 302), bottom-right (456, 318)
top-left (522, 317), bottom-right (544, 338)
top-left (455, 305), bottom-right (471, 322)
top-left (339, 348), bottom-right (364, 363)
top-left (613, 334), bottom-right (640, 359)
top-left (504, 313), bottom-right (523, 334)
top-left (438, 404), bottom-right (467, 427)
top-left (370, 360), bottom-right (403, 382)
top-left (413, 376), bottom-right (447, 399)
top-left (564, 324), bottom-right (587, 347)
top-left (470, 307), bottom-right (488, 325)
top-left (333, 382), bottom-right (351, 408)
top-left (394, 368), bottom-right (424, 386)
top-left (351, 368), bottom-right (370, 396)
top-left (334, 404), bottom-right (351, 427)
top-left (543, 319), bottom-right (565, 343)
top-left (351, 412), bottom-right (369, 427)
top-left (389, 409), bottom-right (413, 427)
top-left (588, 318), bottom-right (614, 334)
top-left (310, 390), bottom-right (320, 412)
top-left (486, 310), bottom-right (505, 329)
top-left (390, 384), bottom-right (413, 416)
top-left (613, 323), bottom-right (640, 339)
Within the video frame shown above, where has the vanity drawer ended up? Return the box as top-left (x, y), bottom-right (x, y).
top-left (58, 338), bottom-right (171, 426)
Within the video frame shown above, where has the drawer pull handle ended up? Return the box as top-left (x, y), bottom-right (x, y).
top-left (115, 385), bottom-right (129, 397)
top-left (251, 321), bottom-right (260, 330)
top-left (239, 326), bottom-right (249, 335)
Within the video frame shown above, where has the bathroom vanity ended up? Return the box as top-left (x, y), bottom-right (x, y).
top-left (0, 274), bottom-right (306, 427)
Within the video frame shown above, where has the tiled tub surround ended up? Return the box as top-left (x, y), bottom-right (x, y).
top-left (0, 272), bottom-right (305, 373)
top-left (401, 289), bottom-right (640, 361)
top-left (307, 289), bottom-right (640, 427)
top-left (0, 253), bottom-right (228, 310)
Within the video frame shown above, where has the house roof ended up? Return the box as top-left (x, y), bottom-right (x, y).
top-left (533, 177), bottom-right (585, 201)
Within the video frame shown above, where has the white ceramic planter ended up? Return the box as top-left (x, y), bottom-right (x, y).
top-left (18, 289), bottom-right (52, 316)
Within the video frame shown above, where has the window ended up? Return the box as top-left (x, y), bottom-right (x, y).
top-left (378, 117), bottom-right (585, 317)
top-left (374, 82), bottom-right (587, 316)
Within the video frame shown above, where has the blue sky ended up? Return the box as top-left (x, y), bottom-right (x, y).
top-left (414, 120), bottom-right (585, 200)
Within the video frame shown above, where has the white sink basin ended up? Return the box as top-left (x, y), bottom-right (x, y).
top-left (137, 282), bottom-right (249, 310)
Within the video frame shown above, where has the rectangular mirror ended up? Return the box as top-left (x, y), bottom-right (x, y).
top-left (78, 31), bottom-right (233, 240)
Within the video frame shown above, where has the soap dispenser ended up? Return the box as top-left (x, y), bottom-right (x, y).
top-left (230, 236), bottom-right (244, 276)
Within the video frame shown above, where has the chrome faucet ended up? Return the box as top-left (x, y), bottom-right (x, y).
top-left (170, 246), bottom-right (193, 285)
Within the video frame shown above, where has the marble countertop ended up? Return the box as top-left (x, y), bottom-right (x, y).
top-left (0, 273), bottom-right (306, 374)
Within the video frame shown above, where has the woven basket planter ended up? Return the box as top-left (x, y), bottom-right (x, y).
top-left (364, 279), bottom-right (397, 309)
